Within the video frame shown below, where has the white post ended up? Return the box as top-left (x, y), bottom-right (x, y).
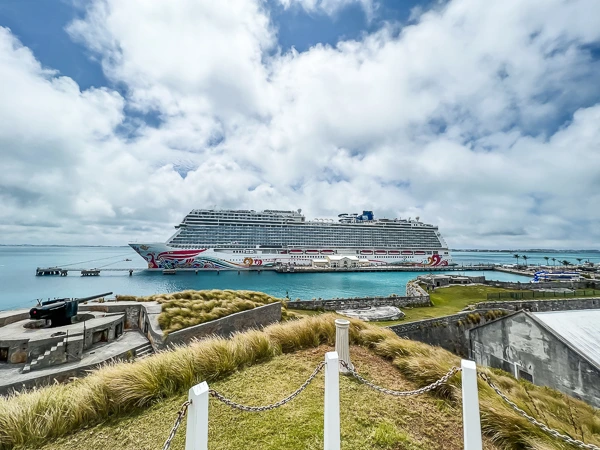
top-left (185, 381), bottom-right (209, 450)
top-left (461, 360), bottom-right (482, 450)
top-left (335, 319), bottom-right (352, 373)
top-left (324, 351), bottom-right (341, 450)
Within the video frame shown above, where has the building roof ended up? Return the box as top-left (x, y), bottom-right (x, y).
top-left (532, 309), bottom-right (600, 368)
top-left (327, 255), bottom-right (359, 261)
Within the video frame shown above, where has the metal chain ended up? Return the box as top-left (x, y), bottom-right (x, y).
top-left (479, 373), bottom-right (600, 450)
top-left (210, 361), bottom-right (325, 412)
top-left (162, 400), bottom-right (191, 450)
top-left (341, 360), bottom-right (461, 396)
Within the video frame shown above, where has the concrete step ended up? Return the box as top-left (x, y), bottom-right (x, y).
top-left (135, 344), bottom-right (154, 360)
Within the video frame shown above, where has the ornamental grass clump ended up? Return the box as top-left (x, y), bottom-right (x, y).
top-left (118, 289), bottom-right (284, 334)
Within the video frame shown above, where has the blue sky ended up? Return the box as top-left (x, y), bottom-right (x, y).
top-left (1, 0), bottom-right (600, 248)
top-left (0, 0), bottom-right (425, 91)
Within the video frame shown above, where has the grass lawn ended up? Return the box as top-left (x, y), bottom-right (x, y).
top-left (34, 346), bottom-right (493, 450)
top-left (373, 285), bottom-right (512, 326)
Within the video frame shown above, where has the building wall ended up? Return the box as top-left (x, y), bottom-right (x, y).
top-left (470, 312), bottom-right (600, 408)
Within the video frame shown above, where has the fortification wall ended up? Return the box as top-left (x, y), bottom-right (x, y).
top-left (472, 297), bottom-right (600, 312)
top-left (484, 279), bottom-right (598, 290)
top-left (287, 295), bottom-right (431, 311)
top-left (388, 309), bottom-right (510, 357)
top-left (164, 302), bottom-right (282, 346)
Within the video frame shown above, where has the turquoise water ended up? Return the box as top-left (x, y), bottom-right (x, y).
top-left (1, 246), bottom-right (597, 311)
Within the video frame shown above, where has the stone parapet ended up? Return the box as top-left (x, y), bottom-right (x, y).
top-left (287, 295), bottom-right (431, 312)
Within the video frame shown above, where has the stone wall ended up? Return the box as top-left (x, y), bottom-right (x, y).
top-left (165, 302), bottom-right (281, 346)
top-left (406, 281), bottom-right (429, 297)
top-left (388, 309), bottom-right (510, 356)
top-left (470, 312), bottom-right (600, 408)
top-left (472, 297), bottom-right (600, 312)
top-left (484, 279), bottom-right (598, 290)
top-left (287, 295), bottom-right (431, 311)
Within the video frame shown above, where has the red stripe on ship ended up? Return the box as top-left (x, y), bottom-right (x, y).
top-left (157, 249), bottom-right (206, 259)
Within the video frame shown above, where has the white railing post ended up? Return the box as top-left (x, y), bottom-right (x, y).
top-left (461, 360), bottom-right (482, 450)
top-left (185, 381), bottom-right (209, 450)
top-left (335, 319), bottom-right (352, 373)
top-left (324, 351), bottom-right (341, 450)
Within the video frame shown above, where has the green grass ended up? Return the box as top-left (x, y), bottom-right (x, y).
top-left (373, 284), bottom-right (600, 326)
top-left (116, 290), bottom-right (295, 334)
top-left (1, 315), bottom-right (599, 450)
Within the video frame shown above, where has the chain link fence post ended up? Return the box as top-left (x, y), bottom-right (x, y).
top-left (324, 351), bottom-right (341, 450)
top-left (185, 381), bottom-right (209, 450)
top-left (461, 360), bottom-right (482, 450)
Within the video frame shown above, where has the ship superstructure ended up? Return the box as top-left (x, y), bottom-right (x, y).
top-left (130, 209), bottom-right (452, 269)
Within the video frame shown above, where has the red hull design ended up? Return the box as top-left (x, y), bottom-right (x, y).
top-left (148, 249), bottom-right (207, 269)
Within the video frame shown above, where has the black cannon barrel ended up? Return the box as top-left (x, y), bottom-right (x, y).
top-left (40, 292), bottom-right (112, 307)
top-left (74, 292), bottom-right (113, 303)
top-left (31, 292), bottom-right (113, 325)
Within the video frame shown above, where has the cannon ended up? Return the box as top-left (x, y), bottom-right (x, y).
top-left (29, 292), bottom-right (113, 327)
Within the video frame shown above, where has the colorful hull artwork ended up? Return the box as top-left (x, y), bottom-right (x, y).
top-left (130, 244), bottom-right (451, 270)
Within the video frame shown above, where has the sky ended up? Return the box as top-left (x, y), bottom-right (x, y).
top-left (0, 0), bottom-right (599, 249)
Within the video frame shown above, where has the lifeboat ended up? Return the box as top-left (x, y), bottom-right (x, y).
top-left (305, 250), bottom-right (319, 255)
top-left (320, 250), bottom-right (334, 255)
top-left (360, 250), bottom-right (373, 255)
top-left (289, 249), bottom-right (303, 254)
top-left (401, 250), bottom-right (413, 255)
top-left (414, 251), bottom-right (426, 255)
top-left (388, 250), bottom-right (400, 255)
top-left (375, 250), bottom-right (387, 255)
top-left (279, 250), bottom-right (288, 254)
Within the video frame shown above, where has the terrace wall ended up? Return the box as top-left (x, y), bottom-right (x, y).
top-left (164, 302), bottom-right (282, 346)
top-left (287, 295), bottom-right (431, 311)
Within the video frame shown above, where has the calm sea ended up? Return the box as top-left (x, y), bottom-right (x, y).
top-left (1, 246), bottom-right (598, 311)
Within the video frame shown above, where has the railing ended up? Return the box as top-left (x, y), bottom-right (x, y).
top-left (162, 319), bottom-right (600, 450)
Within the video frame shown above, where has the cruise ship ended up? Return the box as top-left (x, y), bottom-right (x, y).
top-left (129, 209), bottom-right (452, 269)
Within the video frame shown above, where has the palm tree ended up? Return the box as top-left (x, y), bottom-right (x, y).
top-left (577, 258), bottom-right (583, 266)
top-left (513, 254), bottom-right (520, 266)
top-left (544, 256), bottom-right (550, 266)
top-left (552, 257), bottom-right (556, 266)
top-left (522, 255), bottom-right (529, 266)
top-left (561, 260), bottom-right (570, 268)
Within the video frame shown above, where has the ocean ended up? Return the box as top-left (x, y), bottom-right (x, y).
top-left (1, 246), bottom-right (598, 311)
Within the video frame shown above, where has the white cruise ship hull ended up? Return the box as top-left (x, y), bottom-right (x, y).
top-left (129, 243), bottom-right (452, 270)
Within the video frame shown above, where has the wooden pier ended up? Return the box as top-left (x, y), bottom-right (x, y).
top-left (36, 267), bottom-right (68, 276)
top-left (81, 269), bottom-right (101, 277)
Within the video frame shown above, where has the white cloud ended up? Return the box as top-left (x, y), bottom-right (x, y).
top-left (1, 0), bottom-right (600, 248)
top-left (278, 0), bottom-right (376, 18)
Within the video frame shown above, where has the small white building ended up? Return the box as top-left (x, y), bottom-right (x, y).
top-left (312, 255), bottom-right (370, 268)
